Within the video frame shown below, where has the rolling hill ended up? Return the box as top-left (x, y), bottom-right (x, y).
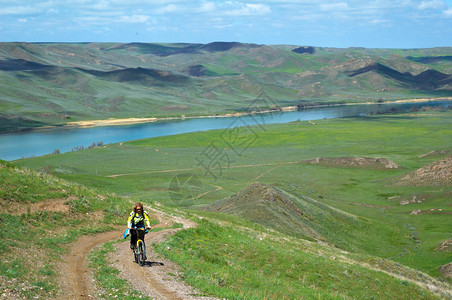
top-left (5, 105), bottom-right (452, 298)
top-left (2, 159), bottom-right (451, 299)
top-left (0, 42), bottom-right (451, 132)
top-left (203, 182), bottom-right (370, 248)
top-left (203, 182), bottom-right (322, 241)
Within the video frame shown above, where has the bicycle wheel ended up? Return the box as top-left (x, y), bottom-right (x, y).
top-left (133, 247), bottom-right (139, 263)
top-left (138, 240), bottom-right (146, 266)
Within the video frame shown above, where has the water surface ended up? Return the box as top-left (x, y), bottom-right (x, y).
top-left (0, 101), bottom-right (449, 161)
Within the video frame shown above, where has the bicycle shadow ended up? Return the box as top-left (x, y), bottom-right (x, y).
top-left (142, 260), bottom-right (165, 267)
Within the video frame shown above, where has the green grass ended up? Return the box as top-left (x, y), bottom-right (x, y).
top-left (0, 210), bottom-right (119, 298)
top-left (0, 161), bottom-right (137, 298)
top-left (7, 109), bottom-right (452, 298)
top-left (155, 219), bottom-right (439, 299)
top-left (15, 109), bottom-right (452, 281)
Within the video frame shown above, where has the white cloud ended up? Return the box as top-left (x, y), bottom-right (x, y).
top-left (320, 2), bottom-right (349, 11)
top-left (199, 2), bottom-right (215, 12)
top-left (369, 18), bottom-right (391, 26)
top-left (117, 15), bottom-right (150, 23)
top-left (156, 4), bottom-right (183, 14)
top-left (417, 0), bottom-right (446, 10)
top-left (90, 0), bottom-right (110, 10)
top-left (0, 0), bottom-right (450, 47)
top-left (76, 16), bottom-right (113, 25)
top-left (214, 23), bottom-right (235, 29)
top-left (110, 0), bottom-right (184, 4)
top-left (224, 3), bottom-right (271, 16)
top-left (0, 6), bottom-right (42, 15)
top-left (444, 7), bottom-right (452, 16)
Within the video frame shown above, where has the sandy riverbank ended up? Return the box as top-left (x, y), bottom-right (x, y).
top-left (63, 97), bottom-right (452, 129)
top-left (391, 97), bottom-right (452, 103)
top-left (65, 117), bottom-right (159, 128)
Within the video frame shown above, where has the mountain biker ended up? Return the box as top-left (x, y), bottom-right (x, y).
top-left (127, 202), bottom-right (151, 250)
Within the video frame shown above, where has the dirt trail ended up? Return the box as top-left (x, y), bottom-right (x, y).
top-left (59, 229), bottom-right (124, 299)
top-left (106, 161), bottom-right (298, 178)
top-left (59, 207), bottom-right (213, 299)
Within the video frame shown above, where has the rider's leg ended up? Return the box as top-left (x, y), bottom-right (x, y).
top-left (130, 230), bottom-right (137, 249)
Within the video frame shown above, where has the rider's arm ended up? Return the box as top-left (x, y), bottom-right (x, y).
top-left (127, 212), bottom-right (134, 229)
top-left (143, 211), bottom-right (151, 229)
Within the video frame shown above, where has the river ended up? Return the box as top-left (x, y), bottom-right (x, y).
top-left (0, 100), bottom-right (450, 161)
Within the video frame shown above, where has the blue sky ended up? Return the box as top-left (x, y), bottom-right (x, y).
top-left (1, 0), bottom-right (451, 48)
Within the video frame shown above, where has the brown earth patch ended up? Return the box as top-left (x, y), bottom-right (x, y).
top-left (1, 196), bottom-right (77, 215)
top-left (435, 239), bottom-right (452, 252)
top-left (58, 228), bottom-right (124, 299)
top-left (409, 208), bottom-right (450, 215)
top-left (398, 155), bottom-right (452, 186)
top-left (399, 195), bottom-right (425, 205)
top-left (302, 157), bottom-right (401, 169)
top-left (438, 262), bottom-right (452, 279)
top-left (418, 150), bottom-right (450, 158)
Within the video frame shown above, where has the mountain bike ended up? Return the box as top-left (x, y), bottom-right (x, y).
top-left (130, 227), bottom-right (147, 266)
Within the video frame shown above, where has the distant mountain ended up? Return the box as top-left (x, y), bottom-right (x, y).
top-left (344, 60), bottom-right (451, 89)
top-left (83, 67), bottom-right (191, 84)
top-left (0, 42), bottom-right (451, 132)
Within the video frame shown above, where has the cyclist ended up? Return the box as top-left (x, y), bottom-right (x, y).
top-left (127, 202), bottom-right (152, 251)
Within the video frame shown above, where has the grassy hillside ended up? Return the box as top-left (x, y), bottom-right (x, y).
top-left (15, 108), bottom-right (452, 281)
top-left (0, 159), bottom-right (133, 298)
top-left (155, 217), bottom-right (447, 299)
top-left (4, 108), bottom-right (452, 298)
top-left (202, 182), bottom-right (368, 244)
top-left (202, 182), bottom-right (375, 249)
top-left (1, 42), bottom-right (451, 132)
top-left (1, 161), bottom-right (450, 299)
top-left (0, 164), bottom-right (449, 300)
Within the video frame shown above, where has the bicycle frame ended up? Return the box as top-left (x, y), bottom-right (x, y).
top-left (130, 227), bottom-right (147, 266)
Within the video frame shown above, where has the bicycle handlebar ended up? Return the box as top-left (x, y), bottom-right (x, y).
top-left (129, 227), bottom-right (149, 233)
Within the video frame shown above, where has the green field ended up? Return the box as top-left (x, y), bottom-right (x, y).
top-left (16, 108), bottom-right (452, 268)
top-left (3, 107), bottom-right (451, 298)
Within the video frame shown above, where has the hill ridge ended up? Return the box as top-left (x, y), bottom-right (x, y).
top-left (1, 42), bottom-right (451, 132)
top-left (203, 182), bottom-right (366, 245)
top-left (345, 60), bottom-right (451, 89)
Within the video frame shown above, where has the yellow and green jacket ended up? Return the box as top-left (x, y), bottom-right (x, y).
top-left (127, 210), bottom-right (151, 228)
